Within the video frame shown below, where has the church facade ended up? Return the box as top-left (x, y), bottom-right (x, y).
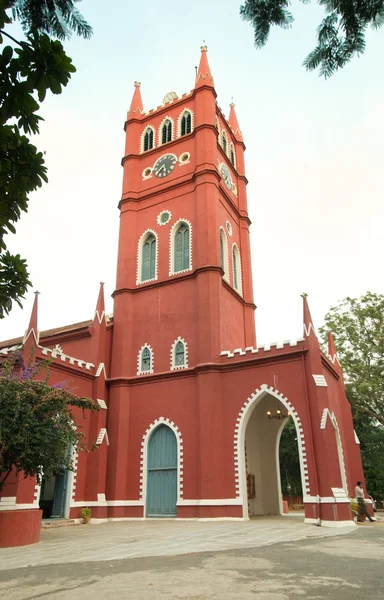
top-left (0, 48), bottom-right (370, 545)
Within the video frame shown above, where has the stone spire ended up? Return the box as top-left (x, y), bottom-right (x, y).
top-left (94, 282), bottom-right (105, 325)
top-left (195, 46), bottom-right (214, 89)
top-left (128, 81), bottom-right (144, 117)
top-left (23, 291), bottom-right (39, 345)
top-left (228, 102), bottom-right (243, 142)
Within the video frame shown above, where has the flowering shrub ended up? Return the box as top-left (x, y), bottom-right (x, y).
top-left (0, 354), bottom-right (99, 491)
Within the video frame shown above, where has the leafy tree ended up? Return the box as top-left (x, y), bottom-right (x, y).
top-left (240, 1), bottom-right (384, 78)
top-left (0, 0), bottom-right (92, 319)
top-left (354, 413), bottom-right (384, 504)
top-left (279, 418), bottom-right (302, 497)
top-left (319, 292), bottom-right (384, 426)
top-left (0, 355), bottom-right (98, 492)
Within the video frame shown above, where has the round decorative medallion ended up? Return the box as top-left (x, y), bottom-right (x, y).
top-left (179, 152), bottom-right (190, 164)
top-left (142, 167), bottom-right (152, 179)
top-left (157, 210), bottom-right (172, 226)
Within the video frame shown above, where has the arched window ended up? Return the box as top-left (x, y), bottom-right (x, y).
top-left (138, 344), bottom-right (153, 374)
top-left (141, 234), bottom-right (156, 282)
top-left (180, 111), bottom-right (192, 136)
top-left (232, 244), bottom-right (242, 294)
top-left (143, 127), bottom-right (154, 152)
top-left (175, 341), bottom-right (185, 366)
top-left (222, 131), bottom-right (227, 154)
top-left (174, 223), bottom-right (190, 273)
top-left (230, 143), bottom-right (236, 167)
top-left (215, 118), bottom-right (219, 133)
top-left (220, 228), bottom-right (229, 280)
top-left (171, 337), bottom-right (188, 370)
top-left (161, 119), bottom-right (172, 144)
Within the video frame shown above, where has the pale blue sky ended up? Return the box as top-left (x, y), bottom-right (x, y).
top-left (2, 0), bottom-right (383, 346)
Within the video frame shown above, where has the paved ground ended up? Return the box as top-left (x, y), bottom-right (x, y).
top-left (0, 517), bottom-right (383, 599)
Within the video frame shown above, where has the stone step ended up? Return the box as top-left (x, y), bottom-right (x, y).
top-left (41, 519), bottom-right (79, 529)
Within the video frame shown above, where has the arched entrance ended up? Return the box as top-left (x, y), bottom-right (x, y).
top-left (236, 386), bottom-right (308, 519)
top-left (146, 425), bottom-right (178, 517)
top-left (39, 469), bottom-right (71, 519)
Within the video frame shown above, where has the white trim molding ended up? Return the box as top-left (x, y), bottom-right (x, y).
top-left (320, 409), bottom-right (348, 494)
top-left (177, 498), bottom-right (241, 506)
top-left (136, 228), bottom-right (159, 285)
top-left (170, 336), bottom-right (189, 370)
top-left (231, 243), bottom-right (243, 296)
top-left (229, 142), bottom-right (236, 169)
top-left (169, 218), bottom-right (193, 276)
top-left (96, 428), bottom-right (109, 445)
top-left (140, 125), bottom-right (156, 154)
top-left (139, 417), bottom-right (184, 514)
top-left (234, 384), bottom-right (311, 519)
top-left (177, 108), bottom-right (194, 138)
top-left (158, 115), bottom-right (175, 146)
top-left (137, 343), bottom-right (154, 376)
top-left (313, 374), bottom-right (328, 387)
top-left (220, 226), bottom-right (229, 282)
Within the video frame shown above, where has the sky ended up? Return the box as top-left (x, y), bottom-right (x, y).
top-left (1, 0), bottom-right (383, 347)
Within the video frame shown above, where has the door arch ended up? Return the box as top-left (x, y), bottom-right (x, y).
top-left (146, 424), bottom-right (178, 517)
top-left (235, 384), bottom-right (310, 519)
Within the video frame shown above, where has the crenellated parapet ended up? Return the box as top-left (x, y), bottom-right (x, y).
top-left (220, 338), bottom-right (306, 360)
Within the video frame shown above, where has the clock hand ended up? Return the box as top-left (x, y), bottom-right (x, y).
top-left (157, 164), bottom-right (167, 173)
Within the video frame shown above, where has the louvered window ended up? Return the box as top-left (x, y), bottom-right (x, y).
top-left (141, 235), bottom-right (156, 281)
top-left (141, 347), bottom-right (151, 371)
top-left (230, 144), bottom-right (235, 167)
top-left (222, 132), bottom-right (227, 154)
top-left (144, 128), bottom-right (154, 151)
top-left (181, 112), bottom-right (192, 136)
top-left (174, 224), bottom-right (190, 273)
top-left (175, 341), bottom-right (185, 366)
top-left (233, 247), bottom-right (238, 289)
top-left (162, 119), bottom-right (172, 144)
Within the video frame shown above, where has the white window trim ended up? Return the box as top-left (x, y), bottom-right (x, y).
top-left (220, 226), bottom-right (229, 282)
top-left (169, 218), bottom-right (193, 276)
top-left (170, 336), bottom-right (189, 370)
top-left (232, 243), bottom-right (243, 296)
top-left (157, 209), bottom-right (172, 226)
top-left (177, 108), bottom-right (194, 137)
top-left (136, 229), bottom-right (159, 285)
top-left (140, 126), bottom-right (156, 154)
top-left (158, 115), bottom-right (175, 146)
top-left (137, 343), bottom-right (154, 375)
top-left (229, 142), bottom-right (236, 168)
top-left (221, 131), bottom-right (228, 156)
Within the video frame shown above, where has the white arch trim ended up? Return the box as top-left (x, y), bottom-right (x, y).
top-left (140, 125), bottom-right (156, 154)
top-left (139, 417), bottom-right (184, 516)
top-left (320, 409), bottom-right (348, 494)
top-left (137, 343), bottom-right (154, 375)
top-left (158, 115), bottom-right (175, 146)
top-left (170, 336), bottom-right (189, 370)
top-left (234, 384), bottom-right (310, 519)
top-left (169, 218), bottom-right (193, 276)
top-left (136, 228), bottom-right (159, 285)
top-left (220, 226), bottom-right (229, 282)
top-left (177, 108), bottom-right (194, 137)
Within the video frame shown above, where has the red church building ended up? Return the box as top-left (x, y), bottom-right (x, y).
top-left (0, 47), bottom-right (371, 546)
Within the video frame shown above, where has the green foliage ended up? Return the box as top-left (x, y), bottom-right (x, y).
top-left (354, 413), bottom-right (384, 503)
top-left (279, 418), bottom-right (302, 497)
top-left (0, 355), bottom-right (99, 491)
top-left (0, 0), bottom-right (91, 318)
top-left (80, 506), bottom-right (92, 520)
top-left (319, 292), bottom-right (384, 425)
top-left (240, 1), bottom-right (384, 77)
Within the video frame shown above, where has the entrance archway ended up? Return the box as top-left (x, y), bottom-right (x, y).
top-left (235, 385), bottom-right (309, 519)
top-left (39, 470), bottom-right (70, 519)
top-left (146, 425), bottom-right (178, 517)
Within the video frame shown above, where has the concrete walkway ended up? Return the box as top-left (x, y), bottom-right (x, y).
top-left (0, 515), bottom-right (359, 571)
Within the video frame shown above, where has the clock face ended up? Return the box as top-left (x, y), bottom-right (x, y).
top-left (221, 163), bottom-right (232, 190)
top-left (153, 154), bottom-right (177, 178)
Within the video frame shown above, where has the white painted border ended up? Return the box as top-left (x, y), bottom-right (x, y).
top-left (177, 108), bottom-right (194, 137)
top-left (170, 336), bottom-right (189, 370)
top-left (140, 125), bottom-right (156, 154)
top-left (234, 384), bottom-right (310, 519)
top-left (220, 226), bottom-right (229, 282)
top-left (157, 209), bottom-right (172, 226)
top-left (221, 130), bottom-right (228, 155)
top-left (179, 151), bottom-right (191, 166)
top-left (140, 417), bottom-right (184, 517)
top-left (231, 243), bottom-right (243, 296)
top-left (226, 220), bottom-right (233, 236)
top-left (169, 218), bottom-right (193, 276)
top-left (158, 115), bottom-right (175, 146)
top-left (136, 229), bottom-right (159, 285)
top-left (229, 143), bottom-right (236, 168)
top-left (320, 409), bottom-right (348, 495)
top-left (137, 343), bottom-right (154, 375)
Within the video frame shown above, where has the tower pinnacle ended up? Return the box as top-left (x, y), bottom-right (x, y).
top-left (229, 102), bottom-right (243, 142)
top-left (128, 81), bottom-right (144, 117)
top-left (195, 46), bottom-right (214, 89)
top-left (23, 291), bottom-right (39, 345)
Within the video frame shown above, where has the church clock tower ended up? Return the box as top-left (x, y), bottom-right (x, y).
top-left (111, 46), bottom-right (256, 380)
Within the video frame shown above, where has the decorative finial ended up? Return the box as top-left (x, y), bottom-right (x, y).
top-left (230, 101), bottom-right (235, 107)
top-left (301, 292), bottom-right (308, 298)
top-left (134, 81), bottom-right (141, 87)
top-left (201, 45), bottom-right (208, 52)
top-left (100, 281), bottom-right (105, 285)
top-left (34, 290), bottom-right (40, 295)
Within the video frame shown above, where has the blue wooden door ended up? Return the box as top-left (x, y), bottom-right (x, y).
top-left (146, 425), bottom-right (177, 517)
top-left (51, 470), bottom-right (69, 518)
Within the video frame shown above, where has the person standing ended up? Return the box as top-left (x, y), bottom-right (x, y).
top-left (355, 481), bottom-right (374, 522)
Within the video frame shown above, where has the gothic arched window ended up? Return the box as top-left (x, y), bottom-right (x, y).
top-left (161, 119), bottom-right (172, 144)
top-left (141, 234), bottom-right (156, 282)
top-left (232, 244), bottom-right (242, 293)
top-left (174, 223), bottom-right (190, 273)
top-left (143, 127), bottom-right (154, 152)
top-left (230, 143), bottom-right (236, 167)
top-left (139, 345), bottom-right (153, 374)
top-left (222, 131), bottom-right (227, 154)
top-left (180, 111), bottom-right (192, 136)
